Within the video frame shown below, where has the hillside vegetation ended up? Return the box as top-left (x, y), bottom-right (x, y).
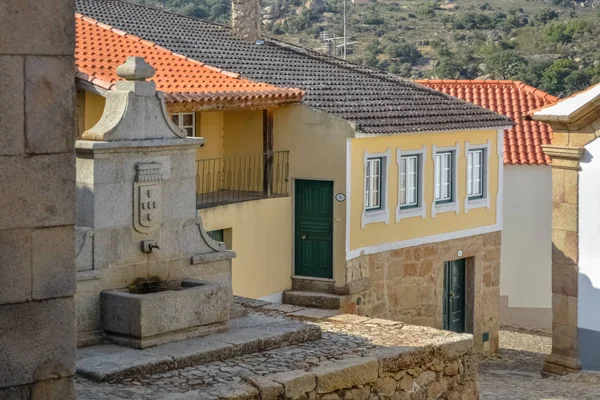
top-left (129, 0), bottom-right (600, 97)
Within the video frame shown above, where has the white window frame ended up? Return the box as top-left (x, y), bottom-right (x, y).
top-left (362, 149), bottom-right (391, 228)
top-left (396, 146), bottom-right (427, 222)
top-left (465, 140), bottom-right (491, 213)
top-left (432, 143), bottom-right (460, 217)
top-left (171, 112), bottom-right (196, 137)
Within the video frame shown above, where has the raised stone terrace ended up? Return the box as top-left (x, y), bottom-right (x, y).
top-left (76, 297), bottom-right (478, 400)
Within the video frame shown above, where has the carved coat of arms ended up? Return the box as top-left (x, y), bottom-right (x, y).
top-left (134, 162), bottom-right (163, 234)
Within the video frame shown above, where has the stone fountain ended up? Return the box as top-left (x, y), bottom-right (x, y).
top-left (74, 57), bottom-right (235, 348)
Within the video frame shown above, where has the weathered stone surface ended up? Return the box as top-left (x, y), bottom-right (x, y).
top-left (398, 374), bottom-right (414, 391)
top-left (25, 56), bottom-right (75, 154)
top-left (426, 381), bottom-right (443, 399)
top-left (0, 385), bottom-right (29, 400)
top-left (373, 376), bottom-right (397, 396)
top-left (0, 0), bottom-right (74, 54)
top-left (209, 382), bottom-right (259, 400)
top-left (75, 227), bottom-right (94, 272)
top-left (0, 56), bottom-right (24, 155)
top-left (31, 377), bottom-right (75, 400)
top-left (244, 374), bottom-right (283, 399)
top-left (101, 280), bottom-right (230, 341)
top-left (270, 370), bottom-right (316, 399)
top-left (0, 228), bottom-right (31, 305)
top-left (312, 357), bottom-right (379, 393)
top-left (0, 297), bottom-right (75, 388)
top-left (32, 226), bottom-right (75, 300)
top-left (76, 348), bottom-right (174, 381)
top-left (416, 371), bottom-right (436, 387)
top-left (0, 153), bottom-right (75, 230)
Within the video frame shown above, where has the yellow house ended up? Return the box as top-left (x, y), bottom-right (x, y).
top-left (76, 2), bottom-right (513, 351)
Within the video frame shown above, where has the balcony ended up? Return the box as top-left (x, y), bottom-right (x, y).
top-left (196, 151), bottom-right (290, 209)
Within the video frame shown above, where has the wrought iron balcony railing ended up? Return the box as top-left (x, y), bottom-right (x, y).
top-left (196, 151), bottom-right (290, 208)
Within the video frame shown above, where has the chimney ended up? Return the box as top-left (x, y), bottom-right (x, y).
top-left (231, 0), bottom-right (261, 42)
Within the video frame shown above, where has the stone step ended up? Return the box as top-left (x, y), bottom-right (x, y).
top-left (76, 314), bottom-right (321, 381)
top-left (282, 291), bottom-right (347, 310)
top-left (291, 276), bottom-right (337, 294)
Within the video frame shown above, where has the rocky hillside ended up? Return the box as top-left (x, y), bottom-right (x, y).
top-left (129, 0), bottom-right (600, 96)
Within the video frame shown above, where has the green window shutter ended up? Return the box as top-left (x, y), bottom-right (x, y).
top-left (207, 229), bottom-right (224, 242)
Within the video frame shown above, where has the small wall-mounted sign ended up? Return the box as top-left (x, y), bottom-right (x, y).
top-left (335, 193), bottom-right (346, 202)
top-left (458, 250), bottom-right (463, 257)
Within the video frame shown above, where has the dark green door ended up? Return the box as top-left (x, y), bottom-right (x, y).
top-left (294, 180), bottom-right (334, 278)
top-left (443, 259), bottom-right (466, 333)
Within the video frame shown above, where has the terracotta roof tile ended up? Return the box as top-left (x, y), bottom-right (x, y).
top-left (75, 14), bottom-right (303, 108)
top-left (75, 0), bottom-right (512, 134)
top-left (417, 80), bottom-right (558, 165)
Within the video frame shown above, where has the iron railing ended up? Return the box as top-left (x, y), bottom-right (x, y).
top-left (196, 151), bottom-right (290, 208)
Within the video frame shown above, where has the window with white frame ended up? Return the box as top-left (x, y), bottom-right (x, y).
top-left (467, 149), bottom-right (485, 199)
top-left (365, 157), bottom-right (383, 211)
top-left (171, 112), bottom-right (195, 137)
top-left (399, 155), bottom-right (419, 208)
top-left (435, 151), bottom-right (453, 203)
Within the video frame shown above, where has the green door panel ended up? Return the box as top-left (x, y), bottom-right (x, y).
top-left (294, 180), bottom-right (333, 278)
top-left (443, 259), bottom-right (466, 333)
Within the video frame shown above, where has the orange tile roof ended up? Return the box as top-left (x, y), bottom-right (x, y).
top-left (416, 80), bottom-right (559, 165)
top-left (75, 14), bottom-right (303, 109)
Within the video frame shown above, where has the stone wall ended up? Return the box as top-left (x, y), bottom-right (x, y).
top-left (343, 232), bottom-right (502, 352)
top-left (204, 334), bottom-right (478, 400)
top-left (0, 0), bottom-right (76, 398)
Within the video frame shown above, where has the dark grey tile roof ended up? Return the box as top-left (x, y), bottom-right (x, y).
top-left (76, 0), bottom-right (513, 134)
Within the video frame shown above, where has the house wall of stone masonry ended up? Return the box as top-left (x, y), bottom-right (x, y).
top-left (0, 0), bottom-right (77, 398)
top-left (342, 232), bottom-right (501, 352)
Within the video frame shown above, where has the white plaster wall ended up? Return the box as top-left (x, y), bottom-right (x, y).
top-left (500, 164), bottom-right (552, 309)
top-left (578, 140), bottom-right (600, 333)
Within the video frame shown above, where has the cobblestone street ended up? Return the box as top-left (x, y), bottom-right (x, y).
top-left (480, 329), bottom-right (600, 399)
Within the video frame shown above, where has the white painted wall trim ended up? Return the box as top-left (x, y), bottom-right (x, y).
top-left (396, 145), bottom-right (427, 222)
top-left (354, 125), bottom-right (513, 139)
top-left (347, 222), bottom-right (502, 260)
top-left (259, 291), bottom-right (283, 304)
top-left (345, 139), bottom-right (352, 254)
top-left (431, 143), bottom-right (460, 217)
top-left (464, 139), bottom-right (492, 213)
top-left (361, 149), bottom-right (391, 228)
top-left (496, 129), bottom-right (504, 228)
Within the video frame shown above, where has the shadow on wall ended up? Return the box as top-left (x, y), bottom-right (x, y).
top-left (578, 273), bottom-right (600, 371)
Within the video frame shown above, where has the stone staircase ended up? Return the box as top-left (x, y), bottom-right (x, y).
top-left (282, 277), bottom-right (349, 310)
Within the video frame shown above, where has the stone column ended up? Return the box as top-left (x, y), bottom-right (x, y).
top-left (0, 0), bottom-right (76, 399)
top-left (231, 0), bottom-right (262, 41)
top-left (542, 144), bottom-right (584, 375)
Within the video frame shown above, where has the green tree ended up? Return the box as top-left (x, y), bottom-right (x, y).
top-left (541, 58), bottom-right (579, 95)
top-left (485, 49), bottom-right (526, 79)
top-left (385, 42), bottom-right (422, 65)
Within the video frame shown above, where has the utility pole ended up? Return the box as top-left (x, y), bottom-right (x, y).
top-left (343, 0), bottom-right (347, 60)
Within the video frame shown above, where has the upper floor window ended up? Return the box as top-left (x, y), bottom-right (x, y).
top-left (365, 157), bottom-right (383, 211)
top-left (468, 149), bottom-right (485, 199)
top-left (399, 155), bottom-right (419, 208)
top-left (362, 149), bottom-right (391, 228)
top-left (171, 112), bottom-right (195, 137)
top-left (464, 140), bottom-right (491, 213)
top-left (435, 151), bottom-right (453, 203)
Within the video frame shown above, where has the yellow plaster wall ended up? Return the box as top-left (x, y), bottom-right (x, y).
top-left (83, 91), bottom-right (106, 131)
top-left (349, 129), bottom-right (499, 251)
top-left (223, 110), bottom-right (263, 156)
top-left (197, 111), bottom-right (224, 159)
top-left (199, 197), bottom-right (292, 299)
top-left (273, 103), bottom-right (354, 286)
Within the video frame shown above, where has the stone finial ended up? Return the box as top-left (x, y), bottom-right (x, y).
top-left (81, 58), bottom-right (189, 142)
top-left (116, 56), bottom-right (156, 81)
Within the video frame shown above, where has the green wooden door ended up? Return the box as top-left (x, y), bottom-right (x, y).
top-left (294, 180), bottom-right (334, 278)
top-left (443, 259), bottom-right (466, 333)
